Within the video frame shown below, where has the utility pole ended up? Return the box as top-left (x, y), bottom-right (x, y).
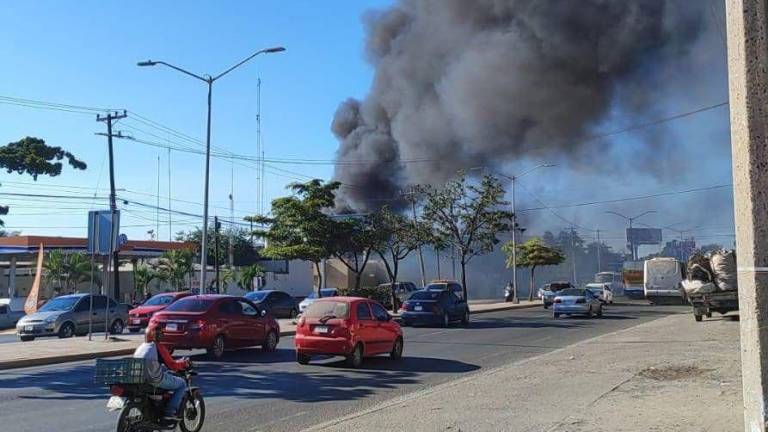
top-left (96, 110), bottom-right (126, 302)
top-left (596, 228), bottom-right (602, 273)
top-left (168, 148), bottom-right (172, 241)
top-left (228, 162), bottom-right (235, 293)
top-left (402, 187), bottom-right (427, 286)
top-left (724, 3), bottom-right (768, 428)
top-left (214, 216), bottom-right (221, 293)
top-left (570, 226), bottom-right (578, 286)
top-left (256, 78), bottom-right (262, 218)
top-left (156, 155), bottom-right (160, 238)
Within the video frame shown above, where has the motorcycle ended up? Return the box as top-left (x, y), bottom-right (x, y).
top-left (97, 359), bottom-right (205, 432)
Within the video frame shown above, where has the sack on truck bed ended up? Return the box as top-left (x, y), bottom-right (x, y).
top-left (687, 253), bottom-right (714, 282)
top-left (682, 279), bottom-right (718, 295)
top-left (710, 249), bottom-right (738, 291)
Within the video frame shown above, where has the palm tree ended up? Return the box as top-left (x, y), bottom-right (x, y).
top-left (44, 251), bottom-right (99, 295)
top-left (237, 264), bottom-right (265, 291)
top-left (43, 250), bottom-right (67, 295)
top-left (133, 263), bottom-right (158, 299)
top-left (156, 249), bottom-right (194, 290)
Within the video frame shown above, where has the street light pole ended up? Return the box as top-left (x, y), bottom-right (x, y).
top-left (605, 210), bottom-right (657, 261)
top-left (472, 164), bottom-right (556, 303)
top-left (137, 46), bottom-right (285, 292)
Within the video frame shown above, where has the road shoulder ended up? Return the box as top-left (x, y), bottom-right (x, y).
top-left (305, 312), bottom-right (742, 432)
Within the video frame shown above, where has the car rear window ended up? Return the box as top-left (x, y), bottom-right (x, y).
top-left (409, 291), bottom-right (441, 300)
top-left (144, 295), bottom-right (175, 306)
top-left (559, 288), bottom-right (585, 296)
top-left (550, 283), bottom-right (571, 291)
top-left (164, 297), bottom-right (215, 312)
top-left (304, 301), bottom-right (350, 319)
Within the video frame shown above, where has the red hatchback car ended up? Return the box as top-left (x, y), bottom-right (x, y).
top-left (128, 291), bottom-right (192, 333)
top-left (148, 295), bottom-right (280, 359)
top-left (295, 296), bottom-right (403, 368)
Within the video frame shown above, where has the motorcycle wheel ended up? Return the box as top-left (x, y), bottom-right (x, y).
top-left (116, 402), bottom-right (146, 432)
top-left (178, 390), bottom-right (206, 432)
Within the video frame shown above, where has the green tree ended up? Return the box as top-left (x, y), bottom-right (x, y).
top-left (237, 264), bottom-right (265, 291)
top-left (248, 179), bottom-right (339, 296)
top-left (371, 206), bottom-right (431, 310)
top-left (133, 263), bottom-right (160, 299)
top-left (0, 137), bottom-right (86, 225)
top-left (420, 172), bottom-right (513, 299)
top-left (43, 251), bottom-right (99, 295)
top-left (176, 227), bottom-right (259, 267)
top-left (331, 215), bottom-right (384, 292)
top-left (156, 249), bottom-right (194, 290)
top-left (505, 238), bottom-right (566, 301)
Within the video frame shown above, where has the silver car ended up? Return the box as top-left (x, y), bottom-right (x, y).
top-left (16, 293), bottom-right (129, 341)
top-left (298, 288), bottom-right (339, 314)
top-left (552, 288), bottom-right (603, 319)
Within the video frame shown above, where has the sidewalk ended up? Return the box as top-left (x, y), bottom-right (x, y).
top-left (307, 312), bottom-right (743, 432)
top-left (0, 300), bottom-right (539, 370)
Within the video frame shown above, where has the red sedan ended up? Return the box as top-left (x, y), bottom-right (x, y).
top-left (128, 291), bottom-right (192, 333)
top-left (148, 295), bottom-right (280, 359)
top-left (295, 296), bottom-right (403, 368)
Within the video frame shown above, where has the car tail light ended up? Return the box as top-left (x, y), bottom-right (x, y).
top-left (575, 298), bottom-right (586, 304)
top-left (110, 385), bottom-right (124, 396)
top-left (554, 298), bottom-right (562, 303)
top-left (400, 303), bottom-right (411, 311)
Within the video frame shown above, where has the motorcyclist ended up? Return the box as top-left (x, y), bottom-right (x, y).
top-left (133, 327), bottom-right (190, 426)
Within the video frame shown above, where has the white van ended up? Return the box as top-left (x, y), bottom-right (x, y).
top-left (644, 258), bottom-right (685, 304)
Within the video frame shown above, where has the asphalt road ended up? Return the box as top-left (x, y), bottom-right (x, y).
top-left (0, 302), bottom-right (685, 432)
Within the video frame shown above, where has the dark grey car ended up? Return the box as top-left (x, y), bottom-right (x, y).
top-left (16, 293), bottom-right (129, 341)
top-left (378, 282), bottom-right (419, 308)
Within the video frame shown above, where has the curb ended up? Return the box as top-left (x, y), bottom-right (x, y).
top-left (0, 304), bottom-right (539, 371)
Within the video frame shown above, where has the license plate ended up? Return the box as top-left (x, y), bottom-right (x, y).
top-left (132, 319), bottom-right (141, 325)
top-left (414, 306), bottom-right (423, 311)
top-left (24, 325), bottom-right (33, 332)
top-left (314, 325), bottom-right (328, 334)
top-left (106, 396), bottom-right (126, 411)
top-left (166, 323), bottom-right (178, 331)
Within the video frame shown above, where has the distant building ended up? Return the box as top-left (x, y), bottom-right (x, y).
top-left (660, 238), bottom-right (697, 262)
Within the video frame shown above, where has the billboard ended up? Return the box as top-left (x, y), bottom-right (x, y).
top-left (626, 227), bottom-right (662, 245)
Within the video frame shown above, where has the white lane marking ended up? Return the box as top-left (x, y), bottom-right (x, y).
top-left (251, 410), bottom-right (308, 431)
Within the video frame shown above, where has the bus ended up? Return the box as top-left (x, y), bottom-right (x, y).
top-left (622, 261), bottom-right (645, 299)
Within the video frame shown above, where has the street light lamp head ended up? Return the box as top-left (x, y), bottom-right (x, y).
top-left (264, 47), bottom-right (286, 54)
top-left (137, 60), bottom-right (157, 67)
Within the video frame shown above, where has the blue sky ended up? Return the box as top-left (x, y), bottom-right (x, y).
top-left (0, 0), bottom-right (390, 240)
top-left (0, 0), bottom-right (736, 254)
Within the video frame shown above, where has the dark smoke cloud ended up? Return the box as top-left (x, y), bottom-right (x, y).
top-left (332, 0), bottom-right (706, 210)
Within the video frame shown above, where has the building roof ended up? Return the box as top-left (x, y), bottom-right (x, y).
top-left (0, 235), bottom-right (194, 259)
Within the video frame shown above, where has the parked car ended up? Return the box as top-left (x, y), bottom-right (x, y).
top-left (0, 299), bottom-right (25, 329)
top-left (295, 296), bottom-right (403, 368)
top-left (552, 288), bottom-right (603, 319)
top-left (400, 289), bottom-right (469, 327)
top-left (298, 288), bottom-right (339, 314)
top-left (377, 281), bottom-right (419, 309)
top-left (16, 293), bottom-right (129, 341)
top-left (127, 291), bottom-right (192, 333)
top-left (539, 281), bottom-right (574, 309)
top-left (424, 280), bottom-right (464, 299)
top-left (245, 290), bottom-right (299, 319)
top-left (585, 283), bottom-right (614, 304)
top-left (148, 295), bottom-right (280, 359)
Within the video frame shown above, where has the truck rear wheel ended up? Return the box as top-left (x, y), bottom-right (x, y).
top-left (694, 314), bottom-right (703, 322)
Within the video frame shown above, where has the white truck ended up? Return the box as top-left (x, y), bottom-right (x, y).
top-left (644, 257), bottom-right (685, 304)
top-left (594, 271), bottom-right (624, 296)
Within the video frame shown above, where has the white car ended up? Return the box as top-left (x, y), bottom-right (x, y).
top-left (298, 288), bottom-right (339, 314)
top-left (585, 283), bottom-right (614, 304)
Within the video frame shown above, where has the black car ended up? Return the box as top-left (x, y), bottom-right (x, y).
top-left (244, 290), bottom-right (299, 319)
top-left (400, 289), bottom-right (469, 327)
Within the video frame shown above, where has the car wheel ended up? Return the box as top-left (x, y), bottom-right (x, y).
top-left (596, 306), bottom-right (603, 318)
top-left (346, 343), bottom-right (363, 368)
top-left (19, 335), bottom-right (34, 342)
top-left (461, 309), bottom-right (470, 326)
top-left (297, 352), bottom-right (311, 365)
top-left (695, 314), bottom-right (703, 322)
top-left (553, 312), bottom-right (560, 319)
top-left (442, 313), bottom-right (450, 328)
top-left (290, 308), bottom-right (298, 319)
top-left (207, 335), bottom-right (225, 359)
top-left (390, 337), bottom-right (403, 361)
top-left (586, 307), bottom-right (594, 319)
top-left (544, 303), bottom-right (549, 309)
top-left (262, 330), bottom-right (278, 352)
top-left (110, 319), bottom-right (124, 335)
top-left (58, 322), bottom-right (75, 339)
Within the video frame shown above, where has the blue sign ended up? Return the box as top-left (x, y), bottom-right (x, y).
top-left (87, 210), bottom-right (120, 256)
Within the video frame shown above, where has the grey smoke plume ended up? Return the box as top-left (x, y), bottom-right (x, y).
top-left (332, 0), bottom-right (706, 210)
